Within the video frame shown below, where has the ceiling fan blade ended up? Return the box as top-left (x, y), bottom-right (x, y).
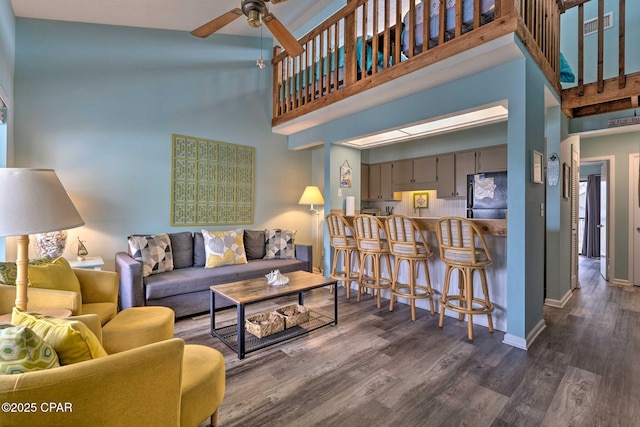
top-left (263, 13), bottom-right (304, 57)
top-left (269, 0), bottom-right (289, 4)
top-left (191, 8), bottom-right (243, 38)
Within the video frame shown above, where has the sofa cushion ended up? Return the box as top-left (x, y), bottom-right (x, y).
top-left (144, 259), bottom-right (306, 301)
top-left (0, 323), bottom-right (60, 374)
top-left (202, 229), bottom-right (248, 268)
top-left (11, 308), bottom-right (107, 365)
top-left (193, 232), bottom-right (206, 267)
top-left (128, 233), bottom-right (174, 277)
top-left (27, 257), bottom-right (81, 293)
top-left (244, 230), bottom-right (266, 260)
top-left (264, 229), bottom-right (297, 260)
top-left (169, 232), bottom-right (194, 269)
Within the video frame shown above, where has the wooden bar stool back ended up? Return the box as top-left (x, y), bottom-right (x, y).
top-left (384, 214), bottom-right (435, 321)
top-left (326, 212), bottom-right (360, 299)
top-left (353, 214), bottom-right (393, 308)
top-left (436, 216), bottom-right (494, 340)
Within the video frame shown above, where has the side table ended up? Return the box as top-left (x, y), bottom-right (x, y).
top-left (67, 256), bottom-right (104, 270)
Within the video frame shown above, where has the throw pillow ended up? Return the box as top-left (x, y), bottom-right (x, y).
top-left (128, 233), bottom-right (174, 277)
top-left (27, 257), bottom-right (81, 293)
top-left (0, 323), bottom-right (60, 374)
top-left (264, 229), bottom-right (297, 260)
top-left (0, 256), bottom-right (53, 286)
top-left (244, 230), bottom-right (266, 260)
top-left (11, 308), bottom-right (107, 365)
top-left (202, 229), bottom-right (248, 269)
top-left (168, 232), bottom-right (194, 269)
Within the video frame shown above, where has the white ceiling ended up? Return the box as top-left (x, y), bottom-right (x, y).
top-left (10, 0), bottom-right (334, 38)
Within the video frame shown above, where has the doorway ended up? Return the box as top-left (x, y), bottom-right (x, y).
top-left (580, 157), bottom-right (611, 282)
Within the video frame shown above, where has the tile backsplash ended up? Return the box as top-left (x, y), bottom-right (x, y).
top-left (362, 191), bottom-right (466, 218)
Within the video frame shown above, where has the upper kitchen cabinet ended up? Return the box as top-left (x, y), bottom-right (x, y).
top-left (361, 163), bottom-right (370, 201)
top-left (435, 151), bottom-right (476, 199)
top-left (477, 145), bottom-right (507, 173)
top-left (392, 156), bottom-right (437, 192)
top-left (367, 162), bottom-right (400, 201)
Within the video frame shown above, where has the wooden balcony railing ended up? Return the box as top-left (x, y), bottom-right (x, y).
top-left (272, 0), bottom-right (563, 128)
top-left (561, 0), bottom-right (637, 118)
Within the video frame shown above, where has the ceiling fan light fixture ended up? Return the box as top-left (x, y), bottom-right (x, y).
top-left (247, 9), bottom-right (262, 27)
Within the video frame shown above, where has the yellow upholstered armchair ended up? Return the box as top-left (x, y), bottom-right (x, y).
top-left (0, 307), bottom-right (225, 427)
top-left (0, 269), bottom-right (226, 426)
top-left (0, 268), bottom-right (118, 325)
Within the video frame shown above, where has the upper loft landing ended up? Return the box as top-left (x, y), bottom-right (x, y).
top-left (271, 0), bottom-right (563, 135)
top-left (271, 0), bottom-right (638, 134)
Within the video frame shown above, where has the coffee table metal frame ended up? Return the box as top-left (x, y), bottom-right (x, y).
top-left (210, 271), bottom-right (338, 359)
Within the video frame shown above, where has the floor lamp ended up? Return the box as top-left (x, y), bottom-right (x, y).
top-left (0, 169), bottom-right (85, 310)
top-left (298, 185), bottom-right (324, 273)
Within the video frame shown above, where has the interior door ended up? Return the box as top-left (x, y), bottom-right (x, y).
top-left (633, 155), bottom-right (640, 286)
top-left (571, 146), bottom-right (580, 289)
top-left (599, 161), bottom-right (608, 280)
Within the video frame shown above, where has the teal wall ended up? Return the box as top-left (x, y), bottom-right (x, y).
top-left (13, 18), bottom-right (314, 270)
top-left (0, 0), bottom-right (14, 261)
top-left (561, 0), bottom-right (640, 86)
top-left (581, 131), bottom-right (640, 281)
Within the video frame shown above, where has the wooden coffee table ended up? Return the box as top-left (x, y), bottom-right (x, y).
top-left (210, 270), bottom-right (338, 359)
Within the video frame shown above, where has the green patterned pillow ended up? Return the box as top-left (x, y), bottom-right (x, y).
top-left (0, 256), bottom-right (53, 285)
top-left (0, 323), bottom-right (60, 374)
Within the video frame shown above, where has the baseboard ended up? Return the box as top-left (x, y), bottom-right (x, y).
top-left (544, 289), bottom-right (574, 308)
top-left (502, 319), bottom-right (546, 351)
top-left (609, 278), bottom-right (631, 286)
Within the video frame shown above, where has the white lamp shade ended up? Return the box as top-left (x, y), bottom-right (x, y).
top-left (298, 186), bottom-right (324, 206)
top-left (0, 169), bottom-right (85, 236)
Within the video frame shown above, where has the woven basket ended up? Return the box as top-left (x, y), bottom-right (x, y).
top-left (276, 304), bottom-right (310, 328)
top-left (245, 312), bottom-right (285, 338)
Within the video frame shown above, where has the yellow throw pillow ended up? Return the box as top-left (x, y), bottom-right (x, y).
top-left (27, 257), bottom-right (81, 293)
top-left (11, 308), bottom-right (107, 365)
top-left (202, 229), bottom-right (248, 269)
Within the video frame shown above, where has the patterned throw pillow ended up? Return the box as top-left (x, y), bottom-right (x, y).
top-left (0, 323), bottom-right (60, 374)
top-left (128, 234), bottom-right (174, 277)
top-left (202, 229), bottom-right (248, 269)
top-left (0, 256), bottom-right (53, 286)
top-left (264, 229), bottom-right (297, 260)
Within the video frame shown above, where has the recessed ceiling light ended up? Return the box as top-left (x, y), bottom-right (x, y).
top-left (342, 105), bottom-right (508, 148)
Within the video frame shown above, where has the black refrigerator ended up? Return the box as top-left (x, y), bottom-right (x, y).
top-left (467, 171), bottom-right (507, 219)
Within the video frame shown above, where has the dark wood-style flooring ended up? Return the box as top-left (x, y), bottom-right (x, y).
top-left (174, 257), bottom-right (640, 426)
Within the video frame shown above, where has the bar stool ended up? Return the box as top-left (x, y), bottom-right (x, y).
top-left (384, 214), bottom-right (435, 321)
top-left (353, 214), bottom-right (393, 308)
top-left (326, 212), bottom-right (360, 299)
top-left (436, 216), bottom-right (494, 340)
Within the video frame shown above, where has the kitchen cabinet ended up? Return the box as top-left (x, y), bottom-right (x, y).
top-left (392, 156), bottom-right (437, 191)
top-left (367, 162), bottom-right (400, 201)
top-left (435, 151), bottom-right (476, 198)
top-left (361, 163), bottom-right (370, 201)
top-left (477, 145), bottom-right (507, 173)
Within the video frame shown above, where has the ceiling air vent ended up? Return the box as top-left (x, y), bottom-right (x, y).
top-left (584, 12), bottom-right (613, 36)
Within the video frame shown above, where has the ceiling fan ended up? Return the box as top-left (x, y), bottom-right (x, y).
top-left (191, 0), bottom-right (305, 57)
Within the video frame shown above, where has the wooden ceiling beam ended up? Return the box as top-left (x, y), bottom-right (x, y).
top-left (562, 71), bottom-right (640, 109)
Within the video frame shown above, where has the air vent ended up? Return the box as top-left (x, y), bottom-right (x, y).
top-left (584, 12), bottom-right (613, 36)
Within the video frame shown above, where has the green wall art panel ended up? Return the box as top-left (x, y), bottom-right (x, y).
top-left (171, 134), bottom-right (254, 226)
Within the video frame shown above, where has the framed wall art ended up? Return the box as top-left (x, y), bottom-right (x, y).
top-left (531, 150), bottom-right (544, 184)
top-left (563, 162), bottom-right (571, 199)
top-left (413, 192), bottom-right (429, 209)
top-left (340, 160), bottom-right (352, 188)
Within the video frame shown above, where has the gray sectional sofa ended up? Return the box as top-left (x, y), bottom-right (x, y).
top-left (115, 230), bottom-right (312, 318)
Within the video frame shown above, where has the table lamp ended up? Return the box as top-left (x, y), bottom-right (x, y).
top-left (0, 169), bottom-right (85, 310)
top-left (298, 185), bottom-right (324, 272)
